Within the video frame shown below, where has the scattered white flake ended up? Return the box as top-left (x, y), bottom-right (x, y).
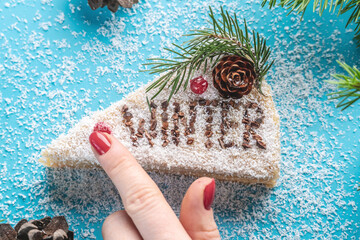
top-left (0, 0), bottom-right (359, 239)
top-left (41, 0), bottom-right (52, 5)
top-left (53, 39), bottom-right (70, 49)
top-left (69, 3), bottom-right (75, 14)
top-left (56, 57), bottom-right (78, 84)
top-left (33, 11), bottom-right (42, 21)
top-left (39, 21), bottom-right (52, 31)
top-left (4, 98), bottom-right (12, 104)
top-left (55, 12), bottom-right (65, 24)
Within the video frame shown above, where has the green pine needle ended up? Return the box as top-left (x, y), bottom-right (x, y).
top-left (326, 61), bottom-right (360, 110)
top-left (262, 0), bottom-right (360, 46)
top-left (143, 6), bottom-right (274, 101)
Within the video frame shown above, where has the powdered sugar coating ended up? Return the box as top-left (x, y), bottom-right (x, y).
top-left (40, 65), bottom-right (280, 186)
top-left (93, 122), bottom-right (112, 134)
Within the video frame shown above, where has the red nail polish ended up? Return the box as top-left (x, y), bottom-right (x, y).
top-left (203, 178), bottom-right (215, 210)
top-left (89, 131), bottom-right (111, 155)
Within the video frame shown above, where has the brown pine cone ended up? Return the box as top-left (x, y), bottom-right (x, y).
top-left (88, 0), bottom-right (138, 13)
top-left (212, 55), bottom-right (256, 99)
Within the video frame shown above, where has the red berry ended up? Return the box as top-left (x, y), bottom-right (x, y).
top-left (93, 122), bottom-right (112, 134)
top-left (190, 76), bottom-right (208, 94)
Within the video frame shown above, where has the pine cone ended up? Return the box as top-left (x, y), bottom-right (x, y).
top-left (88, 0), bottom-right (138, 13)
top-left (212, 55), bottom-right (256, 99)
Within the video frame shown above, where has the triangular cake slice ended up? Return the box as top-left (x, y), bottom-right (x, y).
top-left (39, 70), bottom-right (280, 187)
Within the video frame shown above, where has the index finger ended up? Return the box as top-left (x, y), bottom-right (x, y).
top-left (89, 131), bottom-right (190, 240)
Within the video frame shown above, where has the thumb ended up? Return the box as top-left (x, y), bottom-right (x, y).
top-left (179, 177), bottom-right (221, 240)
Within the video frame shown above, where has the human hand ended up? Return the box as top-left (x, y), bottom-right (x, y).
top-left (89, 130), bottom-right (221, 240)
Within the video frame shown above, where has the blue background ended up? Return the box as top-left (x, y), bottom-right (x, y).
top-left (0, 0), bottom-right (359, 239)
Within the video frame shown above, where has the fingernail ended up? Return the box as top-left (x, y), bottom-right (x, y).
top-left (203, 178), bottom-right (215, 210)
top-left (89, 131), bottom-right (111, 155)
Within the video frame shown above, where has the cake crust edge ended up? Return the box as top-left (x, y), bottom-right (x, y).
top-left (39, 80), bottom-right (281, 188)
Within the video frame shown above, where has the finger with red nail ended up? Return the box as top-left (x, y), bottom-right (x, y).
top-left (89, 122), bottom-right (221, 240)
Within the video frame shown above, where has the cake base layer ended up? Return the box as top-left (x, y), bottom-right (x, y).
top-left (40, 71), bottom-right (281, 188)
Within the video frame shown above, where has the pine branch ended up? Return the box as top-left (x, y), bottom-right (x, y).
top-left (340, 0), bottom-right (360, 45)
top-left (262, 0), bottom-right (360, 45)
top-left (143, 6), bottom-right (274, 101)
top-left (326, 61), bottom-right (360, 110)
